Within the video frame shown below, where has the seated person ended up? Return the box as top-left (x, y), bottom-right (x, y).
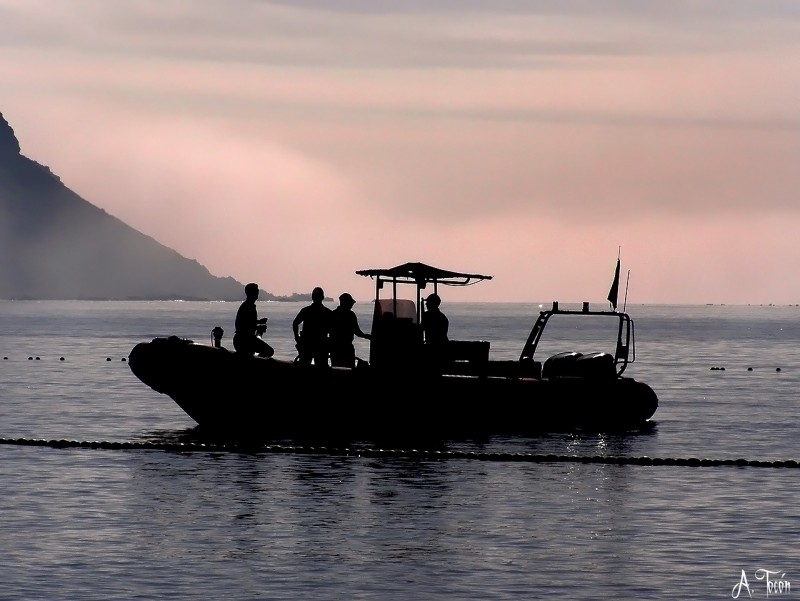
top-left (232, 283), bottom-right (274, 358)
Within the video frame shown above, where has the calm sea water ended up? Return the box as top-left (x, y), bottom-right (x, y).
top-left (1, 300), bottom-right (799, 600)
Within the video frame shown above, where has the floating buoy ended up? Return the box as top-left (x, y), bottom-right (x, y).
top-left (35, 357), bottom-right (40, 360)
top-left (747, 367), bottom-right (753, 371)
top-left (121, 357), bottom-right (126, 362)
top-left (28, 357), bottom-right (32, 360)
top-left (60, 357), bottom-right (65, 361)
top-left (776, 367), bottom-right (782, 372)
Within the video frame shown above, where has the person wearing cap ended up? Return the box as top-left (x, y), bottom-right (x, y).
top-left (329, 292), bottom-right (371, 368)
top-left (233, 282), bottom-right (274, 358)
top-left (292, 286), bottom-right (332, 366)
top-left (421, 292), bottom-right (449, 372)
top-left (421, 293), bottom-right (449, 346)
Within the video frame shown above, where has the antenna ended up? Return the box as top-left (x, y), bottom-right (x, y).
top-left (622, 270), bottom-right (630, 313)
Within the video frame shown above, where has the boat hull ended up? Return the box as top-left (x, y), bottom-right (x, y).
top-left (129, 337), bottom-right (659, 440)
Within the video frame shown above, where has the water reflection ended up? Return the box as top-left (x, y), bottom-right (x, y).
top-left (139, 424), bottom-right (660, 460)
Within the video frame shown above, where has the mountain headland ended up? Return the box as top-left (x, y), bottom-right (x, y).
top-left (0, 112), bottom-right (305, 301)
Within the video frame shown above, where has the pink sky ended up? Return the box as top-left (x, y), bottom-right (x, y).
top-left (2, 1), bottom-right (800, 304)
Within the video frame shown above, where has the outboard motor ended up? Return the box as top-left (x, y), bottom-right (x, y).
top-left (211, 326), bottom-right (224, 348)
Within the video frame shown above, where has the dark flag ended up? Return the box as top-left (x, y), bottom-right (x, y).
top-left (607, 258), bottom-right (620, 311)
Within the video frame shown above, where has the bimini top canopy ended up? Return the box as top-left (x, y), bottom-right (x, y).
top-left (356, 262), bottom-right (492, 287)
top-left (357, 262), bottom-right (493, 333)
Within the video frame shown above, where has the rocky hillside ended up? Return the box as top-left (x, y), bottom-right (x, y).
top-left (0, 112), bottom-right (262, 301)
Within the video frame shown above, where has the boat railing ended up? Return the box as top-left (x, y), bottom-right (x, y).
top-left (519, 301), bottom-right (635, 377)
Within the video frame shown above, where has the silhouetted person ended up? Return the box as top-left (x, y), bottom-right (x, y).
top-left (329, 292), bottom-right (371, 368)
top-left (421, 293), bottom-right (449, 370)
top-left (233, 283), bottom-right (274, 358)
top-left (421, 293), bottom-right (449, 346)
top-left (292, 286), bottom-right (331, 366)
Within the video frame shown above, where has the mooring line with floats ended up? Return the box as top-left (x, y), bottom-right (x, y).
top-left (2, 356), bottom-right (129, 361)
top-left (0, 354), bottom-right (790, 465)
top-left (0, 437), bottom-right (797, 469)
top-left (1, 355), bottom-right (789, 373)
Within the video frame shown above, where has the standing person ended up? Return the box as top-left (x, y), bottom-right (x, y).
top-left (421, 293), bottom-right (449, 346)
top-left (329, 292), bottom-right (371, 368)
top-left (421, 292), bottom-right (449, 371)
top-left (233, 283), bottom-right (274, 358)
top-left (292, 286), bottom-right (332, 366)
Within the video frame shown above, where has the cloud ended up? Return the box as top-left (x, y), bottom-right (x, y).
top-left (3, 0), bottom-right (800, 302)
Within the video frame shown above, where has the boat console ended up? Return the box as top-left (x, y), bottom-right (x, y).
top-left (357, 263), bottom-right (494, 372)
